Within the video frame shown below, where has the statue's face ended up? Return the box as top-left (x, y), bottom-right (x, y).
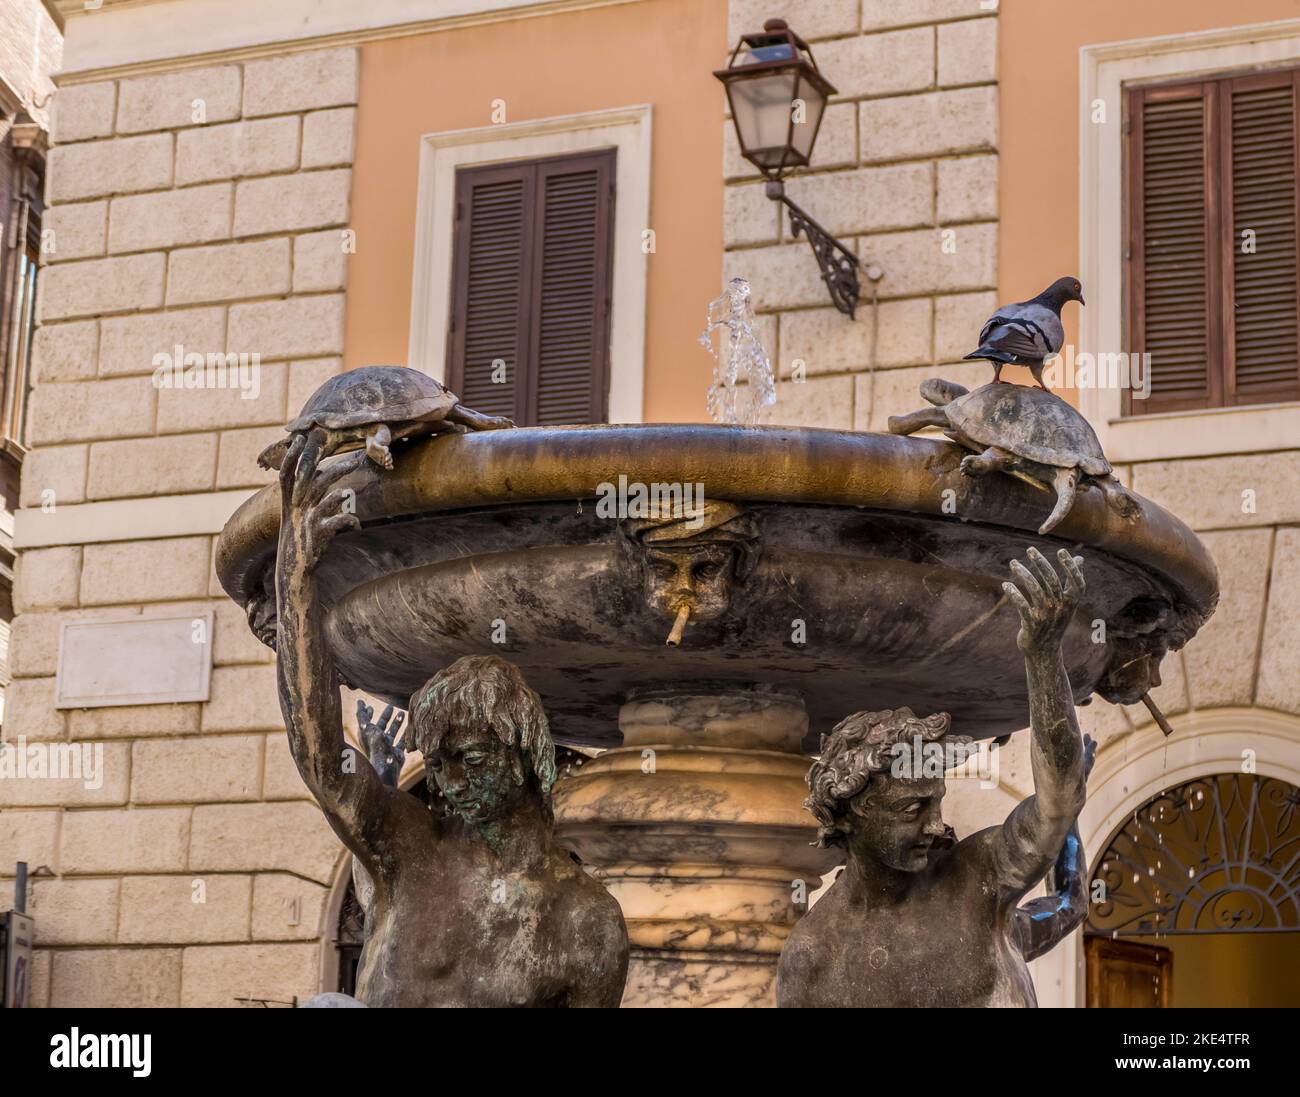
top-left (847, 776), bottom-right (949, 873)
top-left (1104, 643), bottom-right (1163, 703)
top-left (246, 591), bottom-right (278, 650)
top-left (643, 543), bottom-right (735, 622)
top-left (1107, 652), bottom-right (1159, 696)
top-left (427, 723), bottom-right (525, 825)
top-left (245, 569), bottom-right (278, 650)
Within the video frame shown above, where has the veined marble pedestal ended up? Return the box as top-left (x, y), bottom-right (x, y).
top-left (553, 689), bottom-right (839, 1007)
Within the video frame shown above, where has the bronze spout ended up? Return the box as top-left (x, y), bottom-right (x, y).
top-left (666, 604), bottom-right (690, 647)
top-left (1140, 692), bottom-right (1174, 737)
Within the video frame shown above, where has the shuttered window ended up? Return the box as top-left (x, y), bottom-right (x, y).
top-left (1126, 70), bottom-right (1300, 414)
top-left (447, 150), bottom-right (615, 425)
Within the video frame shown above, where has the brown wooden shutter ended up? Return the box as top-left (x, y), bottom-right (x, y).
top-left (1127, 83), bottom-right (1221, 413)
top-left (1224, 71), bottom-right (1300, 403)
top-left (1126, 69), bottom-right (1300, 414)
top-left (448, 150), bottom-right (614, 425)
top-left (449, 165), bottom-right (533, 421)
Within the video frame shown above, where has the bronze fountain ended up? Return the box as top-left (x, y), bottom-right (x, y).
top-left (217, 366), bottom-right (1218, 1008)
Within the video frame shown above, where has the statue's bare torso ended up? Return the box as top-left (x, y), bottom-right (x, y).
top-left (355, 795), bottom-right (626, 1008)
top-left (779, 832), bottom-right (1036, 1008)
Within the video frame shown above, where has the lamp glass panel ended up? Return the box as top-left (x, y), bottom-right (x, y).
top-left (730, 71), bottom-right (799, 169)
top-left (789, 79), bottom-right (826, 161)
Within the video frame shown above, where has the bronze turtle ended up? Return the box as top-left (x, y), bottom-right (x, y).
top-left (887, 379), bottom-right (1140, 535)
top-left (257, 365), bottom-right (513, 471)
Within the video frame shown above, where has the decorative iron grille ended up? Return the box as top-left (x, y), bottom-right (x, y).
top-left (1089, 773), bottom-right (1300, 937)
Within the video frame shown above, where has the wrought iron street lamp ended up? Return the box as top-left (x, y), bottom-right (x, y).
top-left (715, 18), bottom-right (867, 318)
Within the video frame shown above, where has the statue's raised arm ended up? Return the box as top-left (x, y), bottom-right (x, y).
top-left (993, 546), bottom-right (1089, 898)
top-left (274, 430), bottom-right (406, 875)
top-left (1013, 734), bottom-right (1096, 960)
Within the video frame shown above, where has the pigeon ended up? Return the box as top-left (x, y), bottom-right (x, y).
top-left (963, 277), bottom-right (1085, 389)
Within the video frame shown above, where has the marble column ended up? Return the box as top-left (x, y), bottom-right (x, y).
top-left (553, 688), bottom-right (839, 1007)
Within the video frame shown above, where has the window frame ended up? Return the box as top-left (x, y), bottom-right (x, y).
top-left (407, 106), bottom-right (652, 425)
top-left (1124, 66), bottom-right (1300, 416)
top-left (1080, 23), bottom-right (1300, 464)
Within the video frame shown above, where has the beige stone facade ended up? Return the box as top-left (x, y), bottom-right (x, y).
top-left (3, 34), bottom-right (359, 1007)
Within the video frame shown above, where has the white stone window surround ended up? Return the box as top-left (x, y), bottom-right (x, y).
top-left (408, 105), bottom-right (652, 425)
top-left (55, 0), bottom-right (633, 77)
top-left (1031, 707), bottom-right (1300, 1008)
top-left (1080, 20), bottom-right (1300, 463)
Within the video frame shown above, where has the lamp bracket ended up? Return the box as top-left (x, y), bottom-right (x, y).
top-left (765, 181), bottom-right (862, 318)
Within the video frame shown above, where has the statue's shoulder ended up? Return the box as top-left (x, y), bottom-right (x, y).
top-left (386, 787), bottom-right (443, 853)
top-left (776, 913), bottom-right (829, 1005)
top-left (940, 827), bottom-right (1010, 903)
top-left (560, 859), bottom-right (626, 926)
top-left (949, 824), bottom-right (1001, 864)
top-left (782, 884), bottom-right (842, 960)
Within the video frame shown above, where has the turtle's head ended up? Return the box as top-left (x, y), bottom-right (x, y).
top-left (919, 378), bottom-right (969, 406)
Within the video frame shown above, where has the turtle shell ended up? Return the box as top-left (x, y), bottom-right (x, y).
top-left (286, 366), bottom-right (459, 432)
top-left (944, 383), bottom-right (1111, 477)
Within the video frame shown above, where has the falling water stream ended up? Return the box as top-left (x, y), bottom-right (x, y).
top-left (699, 277), bottom-right (776, 425)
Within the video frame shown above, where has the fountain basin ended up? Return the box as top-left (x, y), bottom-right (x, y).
top-left (217, 423), bottom-right (1218, 748)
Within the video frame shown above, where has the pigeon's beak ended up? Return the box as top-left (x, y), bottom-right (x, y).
top-left (1077, 293), bottom-right (1086, 306)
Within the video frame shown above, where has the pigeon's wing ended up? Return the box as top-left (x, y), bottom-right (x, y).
top-left (1016, 303), bottom-right (1065, 355)
top-left (978, 303), bottom-right (1063, 360)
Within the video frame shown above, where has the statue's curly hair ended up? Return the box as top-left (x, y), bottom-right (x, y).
top-left (407, 655), bottom-right (557, 796)
top-left (805, 707), bottom-right (964, 848)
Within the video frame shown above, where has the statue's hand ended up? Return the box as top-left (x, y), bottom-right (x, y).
top-left (1002, 546), bottom-right (1084, 657)
top-left (277, 428), bottom-right (367, 575)
top-left (357, 699), bottom-right (407, 785)
top-left (358, 700), bottom-right (406, 757)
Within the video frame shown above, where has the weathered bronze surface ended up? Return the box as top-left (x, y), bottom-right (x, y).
top-left (888, 380), bottom-right (1139, 535)
top-left (1012, 732), bottom-right (1095, 960)
top-left (620, 500), bottom-right (761, 645)
top-left (272, 432), bottom-right (628, 1007)
top-left (217, 425), bottom-right (1217, 748)
top-left (777, 548), bottom-right (1091, 1008)
top-left (256, 365), bottom-right (512, 472)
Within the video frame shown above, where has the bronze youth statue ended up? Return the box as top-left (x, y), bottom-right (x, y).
top-left (777, 547), bottom-right (1090, 1007)
top-left (274, 431), bottom-right (628, 1007)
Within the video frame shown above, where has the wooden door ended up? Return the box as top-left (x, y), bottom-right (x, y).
top-left (1085, 936), bottom-right (1173, 1007)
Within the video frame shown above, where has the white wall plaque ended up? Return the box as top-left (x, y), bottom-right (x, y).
top-left (55, 611), bottom-right (214, 709)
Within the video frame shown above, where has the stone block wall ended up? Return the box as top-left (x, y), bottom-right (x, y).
top-left (1, 45), bottom-right (360, 1007)
top-left (722, 0), bottom-right (999, 431)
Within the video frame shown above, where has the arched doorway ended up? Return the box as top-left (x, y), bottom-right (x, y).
top-left (1085, 772), bottom-right (1300, 1006)
top-left (1031, 708), bottom-right (1300, 1007)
